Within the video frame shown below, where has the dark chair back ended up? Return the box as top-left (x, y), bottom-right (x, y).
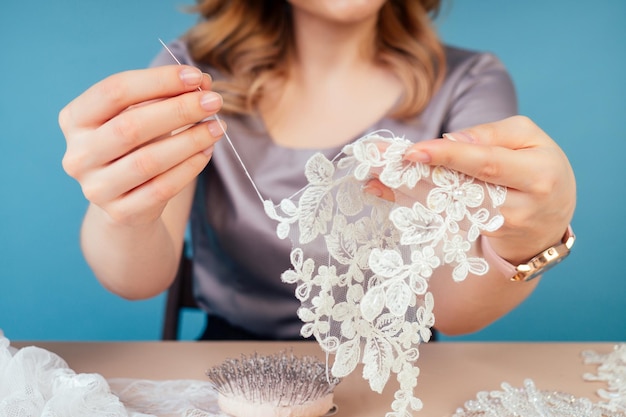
top-left (161, 247), bottom-right (199, 340)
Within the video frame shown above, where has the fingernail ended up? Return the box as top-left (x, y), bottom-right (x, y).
top-left (207, 119), bottom-right (225, 137)
top-left (179, 68), bottom-right (202, 85)
top-left (200, 92), bottom-right (222, 112)
top-left (362, 184), bottom-right (383, 197)
top-left (443, 131), bottom-right (475, 143)
top-left (404, 149), bottom-right (431, 163)
top-left (203, 145), bottom-right (214, 156)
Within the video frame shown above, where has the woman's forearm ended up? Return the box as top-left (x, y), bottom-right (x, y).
top-left (80, 203), bottom-right (182, 300)
top-left (429, 249), bottom-right (540, 336)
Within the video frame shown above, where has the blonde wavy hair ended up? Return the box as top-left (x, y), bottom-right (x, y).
top-left (186, 0), bottom-right (445, 119)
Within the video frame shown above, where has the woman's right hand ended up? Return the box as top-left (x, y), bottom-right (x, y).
top-left (60, 65), bottom-right (225, 226)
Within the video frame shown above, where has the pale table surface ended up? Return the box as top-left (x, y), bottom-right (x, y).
top-left (12, 341), bottom-right (620, 416)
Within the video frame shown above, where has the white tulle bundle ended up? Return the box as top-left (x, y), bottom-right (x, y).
top-left (0, 330), bottom-right (223, 417)
top-left (0, 331), bottom-right (128, 417)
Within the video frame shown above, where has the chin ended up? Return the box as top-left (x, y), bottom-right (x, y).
top-left (288, 0), bottom-right (388, 24)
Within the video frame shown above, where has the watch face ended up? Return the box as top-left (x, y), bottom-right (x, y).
top-left (523, 253), bottom-right (569, 281)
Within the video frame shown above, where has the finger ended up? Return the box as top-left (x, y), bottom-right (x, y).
top-left (407, 139), bottom-right (558, 191)
top-left (480, 188), bottom-right (529, 234)
top-left (105, 151), bottom-right (212, 224)
top-left (199, 72), bottom-right (213, 90)
top-left (89, 89), bottom-right (223, 166)
top-left (363, 178), bottom-right (396, 202)
top-left (82, 119), bottom-right (225, 204)
top-left (59, 65), bottom-right (210, 130)
top-left (445, 115), bottom-right (558, 150)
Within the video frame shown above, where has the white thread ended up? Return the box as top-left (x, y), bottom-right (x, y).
top-left (158, 39), bottom-right (266, 204)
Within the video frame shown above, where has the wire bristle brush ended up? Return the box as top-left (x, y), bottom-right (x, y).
top-left (205, 351), bottom-right (341, 417)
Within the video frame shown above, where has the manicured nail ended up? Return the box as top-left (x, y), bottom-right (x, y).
top-left (179, 68), bottom-right (202, 85)
top-left (443, 131), bottom-right (475, 143)
top-left (203, 145), bottom-right (214, 156)
top-left (200, 92), bottom-right (222, 112)
top-left (207, 119), bottom-right (225, 137)
top-left (404, 149), bottom-right (431, 163)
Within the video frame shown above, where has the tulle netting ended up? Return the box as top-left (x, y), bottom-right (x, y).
top-left (0, 330), bottom-right (224, 417)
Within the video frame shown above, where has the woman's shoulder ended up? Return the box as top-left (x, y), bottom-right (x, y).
top-left (428, 45), bottom-right (517, 132)
top-left (443, 44), bottom-right (509, 78)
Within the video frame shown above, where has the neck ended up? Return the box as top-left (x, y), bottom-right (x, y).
top-left (288, 8), bottom-right (379, 80)
top-left (258, 7), bottom-right (402, 150)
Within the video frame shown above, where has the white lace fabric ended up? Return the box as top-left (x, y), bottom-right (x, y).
top-left (452, 379), bottom-right (624, 417)
top-left (583, 344), bottom-right (626, 413)
top-left (264, 132), bottom-right (507, 416)
top-left (453, 344), bottom-right (626, 417)
top-left (108, 379), bottom-right (225, 417)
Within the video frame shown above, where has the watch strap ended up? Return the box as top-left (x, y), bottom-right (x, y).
top-left (481, 225), bottom-right (574, 281)
top-left (480, 234), bottom-right (517, 279)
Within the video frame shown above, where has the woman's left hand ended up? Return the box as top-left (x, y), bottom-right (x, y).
top-left (364, 115), bottom-right (576, 264)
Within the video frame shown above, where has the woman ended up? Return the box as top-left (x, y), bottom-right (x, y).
top-left (59, 0), bottom-right (575, 340)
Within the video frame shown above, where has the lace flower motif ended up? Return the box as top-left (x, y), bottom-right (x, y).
top-left (582, 344), bottom-right (626, 413)
top-left (454, 345), bottom-right (626, 417)
top-left (264, 131), bottom-right (506, 416)
top-left (453, 379), bottom-right (625, 417)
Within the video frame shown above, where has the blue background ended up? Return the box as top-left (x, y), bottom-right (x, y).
top-left (1, 1), bottom-right (624, 342)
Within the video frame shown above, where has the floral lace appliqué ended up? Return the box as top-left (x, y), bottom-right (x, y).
top-left (264, 131), bottom-right (506, 416)
top-left (452, 379), bottom-right (624, 417)
top-left (583, 344), bottom-right (626, 413)
top-left (454, 345), bottom-right (626, 417)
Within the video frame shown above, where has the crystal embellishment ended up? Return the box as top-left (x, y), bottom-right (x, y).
top-left (454, 344), bottom-right (626, 417)
top-left (583, 344), bottom-right (626, 413)
top-left (453, 379), bottom-right (625, 417)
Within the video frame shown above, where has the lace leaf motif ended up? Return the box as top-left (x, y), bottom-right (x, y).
top-left (264, 132), bottom-right (506, 416)
top-left (298, 154), bottom-right (336, 243)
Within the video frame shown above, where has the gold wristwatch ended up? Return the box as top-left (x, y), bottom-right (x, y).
top-left (482, 226), bottom-right (575, 282)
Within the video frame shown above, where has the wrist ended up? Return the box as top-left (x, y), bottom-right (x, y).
top-left (480, 235), bottom-right (517, 279)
